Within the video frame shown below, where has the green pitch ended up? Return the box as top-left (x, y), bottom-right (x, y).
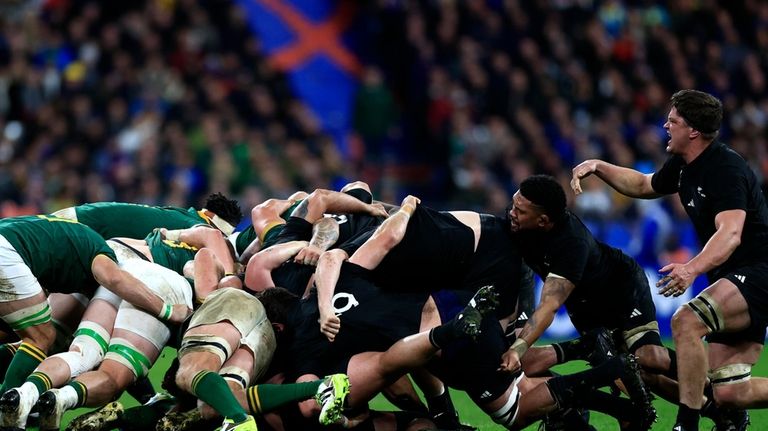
top-left (47, 344), bottom-right (768, 430)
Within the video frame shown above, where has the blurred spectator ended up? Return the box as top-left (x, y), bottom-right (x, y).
top-left (0, 0), bottom-right (764, 261)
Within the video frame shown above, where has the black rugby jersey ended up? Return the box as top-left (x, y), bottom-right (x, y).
top-left (652, 142), bottom-right (768, 279)
top-left (515, 211), bottom-right (639, 305)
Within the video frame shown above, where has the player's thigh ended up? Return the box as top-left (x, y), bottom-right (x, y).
top-left (709, 340), bottom-right (763, 370)
top-left (698, 279), bottom-right (751, 331)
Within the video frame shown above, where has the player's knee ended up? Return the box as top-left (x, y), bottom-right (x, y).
top-left (299, 398), bottom-right (320, 418)
top-left (634, 344), bottom-right (667, 372)
top-left (711, 364), bottom-right (752, 408)
top-left (670, 306), bottom-right (706, 338)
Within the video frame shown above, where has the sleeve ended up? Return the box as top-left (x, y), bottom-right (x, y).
top-left (337, 229), bottom-right (375, 257)
top-left (273, 217), bottom-right (313, 244)
top-left (707, 163), bottom-right (749, 214)
top-left (548, 237), bottom-right (589, 285)
top-left (651, 156), bottom-right (684, 195)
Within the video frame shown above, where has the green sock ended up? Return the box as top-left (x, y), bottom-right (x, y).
top-left (191, 371), bottom-right (247, 422)
top-left (0, 342), bottom-right (46, 393)
top-left (247, 381), bottom-right (321, 415)
top-left (26, 371), bottom-right (52, 394)
top-left (67, 380), bottom-right (88, 408)
top-left (0, 343), bottom-right (19, 376)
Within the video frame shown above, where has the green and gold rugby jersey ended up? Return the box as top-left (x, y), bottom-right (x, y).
top-left (0, 215), bottom-right (116, 295)
top-left (74, 202), bottom-right (210, 239)
top-left (234, 199), bottom-right (304, 257)
top-left (144, 230), bottom-right (198, 276)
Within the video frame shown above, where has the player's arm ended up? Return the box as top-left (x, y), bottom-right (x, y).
top-left (250, 193), bottom-right (307, 242)
top-left (571, 159), bottom-right (660, 198)
top-left (315, 248), bottom-right (350, 341)
top-left (91, 254), bottom-right (190, 323)
top-left (244, 240), bottom-right (308, 291)
top-left (291, 189), bottom-right (388, 223)
top-left (162, 225), bottom-right (235, 274)
top-left (238, 237), bottom-right (261, 264)
top-left (658, 209), bottom-right (745, 296)
top-left (294, 217), bottom-right (340, 266)
top-left (500, 275), bottom-right (575, 373)
top-left (348, 195), bottom-right (420, 269)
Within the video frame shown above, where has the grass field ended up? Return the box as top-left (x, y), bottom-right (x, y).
top-left (48, 343), bottom-right (768, 430)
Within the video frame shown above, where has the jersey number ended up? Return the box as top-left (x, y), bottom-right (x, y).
top-left (332, 292), bottom-right (359, 315)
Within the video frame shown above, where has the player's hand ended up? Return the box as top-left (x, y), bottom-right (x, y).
top-left (368, 203), bottom-right (389, 218)
top-left (295, 244), bottom-right (322, 266)
top-left (571, 160), bottom-right (601, 195)
top-left (319, 308), bottom-right (341, 342)
top-left (657, 262), bottom-right (696, 297)
top-left (169, 304), bottom-right (193, 324)
top-left (499, 349), bottom-right (522, 374)
top-left (400, 195), bottom-right (421, 210)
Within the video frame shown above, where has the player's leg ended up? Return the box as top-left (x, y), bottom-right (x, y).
top-left (671, 277), bottom-right (755, 430)
top-left (0, 289), bottom-right (120, 428)
top-left (45, 327), bottom-right (161, 431)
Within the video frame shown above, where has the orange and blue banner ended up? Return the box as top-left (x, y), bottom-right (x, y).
top-left (238, 0), bottom-right (362, 154)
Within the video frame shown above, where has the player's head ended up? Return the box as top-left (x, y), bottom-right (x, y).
top-left (257, 286), bottom-right (298, 330)
top-left (509, 175), bottom-right (566, 232)
top-left (203, 192), bottom-right (242, 235)
top-left (669, 90), bottom-right (722, 142)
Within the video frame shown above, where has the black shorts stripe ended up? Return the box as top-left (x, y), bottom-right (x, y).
top-left (712, 373), bottom-right (751, 385)
top-left (698, 296), bottom-right (721, 331)
top-left (183, 340), bottom-right (229, 358)
top-left (221, 373), bottom-right (247, 388)
top-left (688, 301), bottom-right (716, 332)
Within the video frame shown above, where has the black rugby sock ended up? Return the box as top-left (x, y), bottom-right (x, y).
top-left (675, 403), bottom-right (700, 429)
top-left (427, 389), bottom-right (459, 424)
top-left (429, 315), bottom-right (471, 349)
top-left (579, 389), bottom-right (635, 421)
top-left (552, 338), bottom-right (588, 363)
top-left (545, 357), bottom-right (622, 406)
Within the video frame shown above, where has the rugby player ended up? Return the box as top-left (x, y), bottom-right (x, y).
top-left (570, 89), bottom-right (760, 431)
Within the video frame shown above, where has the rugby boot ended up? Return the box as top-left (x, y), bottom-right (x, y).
top-left (0, 387), bottom-right (36, 430)
top-left (711, 408), bottom-right (750, 431)
top-left (64, 401), bottom-right (123, 431)
top-left (217, 415), bottom-right (257, 431)
top-left (316, 373), bottom-right (351, 426)
top-left (456, 285), bottom-right (499, 339)
top-left (618, 354), bottom-right (657, 431)
top-left (36, 389), bottom-right (69, 431)
top-left (431, 409), bottom-right (477, 430)
top-left (584, 328), bottom-right (618, 366)
top-left (156, 408), bottom-right (204, 431)
top-left (540, 407), bottom-right (595, 431)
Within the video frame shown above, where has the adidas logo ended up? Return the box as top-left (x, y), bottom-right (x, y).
top-left (630, 308), bottom-right (642, 318)
top-left (673, 426), bottom-right (682, 431)
top-left (735, 274), bottom-right (746, 283)
top-left (480, 390), bottom-right (493, 399)
top-left (517, 312), bottom-right (528, 321)
top-left (687, 199), bottom-right (695, 207)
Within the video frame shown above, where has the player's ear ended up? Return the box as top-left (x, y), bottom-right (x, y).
top-left (537, 213), bottom-right (550, 228)
top-left (271, 322), bottom-right (285, 333)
